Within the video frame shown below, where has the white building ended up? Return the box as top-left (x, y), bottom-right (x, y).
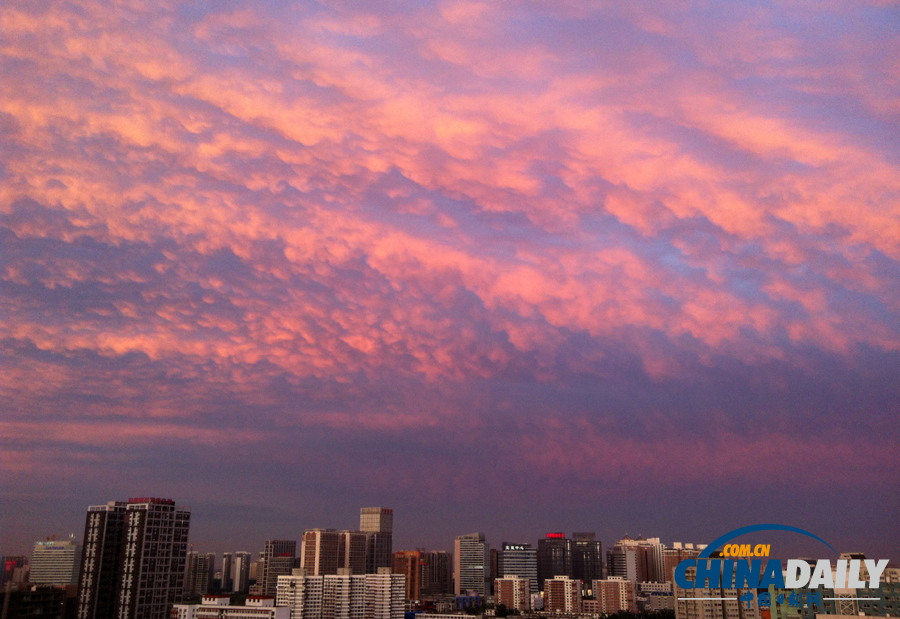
top-left (454, 533), bottom-right (489, 595)
top-left (31, 537), bottom-right (81, 585)
top-left (172, 595), bottom-right (289, 619)
top-left (277, 568), bottom-right (404, 619)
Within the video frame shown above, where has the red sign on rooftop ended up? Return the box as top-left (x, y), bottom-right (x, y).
top-left (546, 532), bottom-right (565, 538)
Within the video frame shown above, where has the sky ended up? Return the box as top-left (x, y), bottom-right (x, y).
top-left (1, 0), bottom-right (899, 562)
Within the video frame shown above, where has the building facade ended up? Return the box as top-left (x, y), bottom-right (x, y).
top-left (172, 594), bottom-right (289, 619)
top-left (31, 537), bottom-right (82, 585)
top-left (572, 533), bottom-right (602, 595)
top-left (544, 575), bottom-right (581, 613)
top-left (497, 544), bottom-right (537, 594)
top-left (359, 509), bottom-right (393, 575)
top-left (494, 576), bottom-right (531, 612)
top-left (264, 541), bottom-right (298, 597)
top-left (419, 551), bottom-right (451, 597)
top-left (77, 497), bottom-right (190, 619)
top-left (276, 568), bottom-right (404, 619)
top-left (537, 534), bottom-right (573, 591)
top-left (594, 577), bottom-right (638, 613)
top-left (453, 534), bottom-right (489, 595)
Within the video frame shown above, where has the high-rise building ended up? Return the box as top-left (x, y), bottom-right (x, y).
top-left (302, 530), bottom-right (342, 576)
top-left (263, 541), bottom-right (297, 597)
top-left (276, 568), bottom-right (404, 619)
top-left (494, 575), bottom-right (531, 612)
top-left (186, 552), bottom-right (214, 596)
top-left (497, 544), bottom-right (537, 594)
top-left (572, 533), bottom-right (602, 594)
top-left (537, 533), bottom-right (573, 591)
top-left (454, 533), bottom-right (489, 595)
top-left (391, 551), bottom-right (421, 601)
top-left (419, 551), bottom-right (451, 597)
top-left (607, 536), bottom-right (665, 583)
top-left (339, 532), bottom-right (368, 576)
top-left (359, 509), bottom-right (393, 574)
top-left (544, 575), bottom-right (581, 613)
top-left (233, 552), bottom-right (252, 594)
top-left (221, 554), bottom-right (233, 593)
top-left (30, 537), bottom-right (82, 585)
top-left (76, 497), bottom-right (190, 619)
top-left (594, 577), bottom-right (637, 613)
top-left (76, 501), bottom-right (127, 619)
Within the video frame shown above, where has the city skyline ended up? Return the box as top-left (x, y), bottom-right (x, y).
top-left (2, 0), bottom-right (898, 568)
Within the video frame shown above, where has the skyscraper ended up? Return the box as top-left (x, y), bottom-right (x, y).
top-left (607, 536), bottom-right (666, 583)
top-left (77, 501), bottom-right (127, 619)
top-left (339, 532), bottom-right (368, 576)
top-left (221, 553), bottom-right (233, 593)
top-left (76, 497), bottom-right (190, 619)
top-left (453, 533), bottom-right (489, 595)
top-left (497, 543), bottom-right (537, 594)
top-left (30, 536), bottom-right (82, 585)
top-left (419, 551), bottom-right (451, 597)
top-left (359, 509), bottom-right (393, 574)
top-left (233, 552), bottom-right (252, 594)
top-left (572, 533), bottom-right (602, 595)
top-left (537, 533), bottom-right (573, 591)
top-left (302, 530), bottom-right (342, 576)
top-left (263, 541), bottom-right (297, 597)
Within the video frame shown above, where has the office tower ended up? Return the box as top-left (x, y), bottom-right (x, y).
top-left (77, 501), bottom-right (127, 619)
top-left (494, 576), bottom-right (531, 612)
top-left (205, 554), bottom-right (217, 593)
top-left (572, 533), bottom-right (602, 594)
top-left (276, 568), bottom-right (404, 619)
top-left (607, 536), bottom-right (665, 583)
top-left (339, 532), bottom-right (367, 576)
top-left (221, 553), bottom-right (233, 592)
top-left (674, 560), bottom-right (759, 619)
top-left (544, 575), bottom-right (581, 613)
top-left (30, 536), bottom-right (82, 585)
top-left (594, 577), bottom-right (637, 613)
top-left (263, 541), bottom-right (297, 597)
top-left (537, 533), bottom-right (573, 591)
top-left (1, 556), bottom-right (29, 585)
top-left (390, 551), bottom-right (421, 601)
top-left (77, 497), bottom-right (190, 619)
top-left (498, 543), bottom-right (537, 594)
top-left (453, 533), bottom-right (489, 595)
top-left (489, 549), bottom-right (498, 595)
top-left (359, 509), bottom-right (393, 574)
top-left (302, 530), bottom-right (342, 576)
top-left (663, 543), bottom-right (703, 583)
top-left (419, 551), bottom-right (451, 597)
top-left (233, 552), bottom-right (251, 593)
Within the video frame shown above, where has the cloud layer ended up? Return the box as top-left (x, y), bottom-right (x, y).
top-left (2, 0), bottom-right (899, 556)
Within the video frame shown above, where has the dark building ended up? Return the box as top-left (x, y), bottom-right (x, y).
top-left (419, 550), bottom-right (451, 597)
top-left (537, 533), bottom-right (573, 591)
top-left (76, 502), bottom-right (127, 619)
top-left (572, 533), bottom-right (602, 595)
top-left (262, 540), bottom-right (296, 597)
top-left (75, 498), bottom-right (190, 619)
top-left (360, 508), bottom-right (393, 574)
top-left (1, 585), bottom-right (71, 619)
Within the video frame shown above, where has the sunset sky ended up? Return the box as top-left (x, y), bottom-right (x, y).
top-left (1, 0), bottom-right (899, 560)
